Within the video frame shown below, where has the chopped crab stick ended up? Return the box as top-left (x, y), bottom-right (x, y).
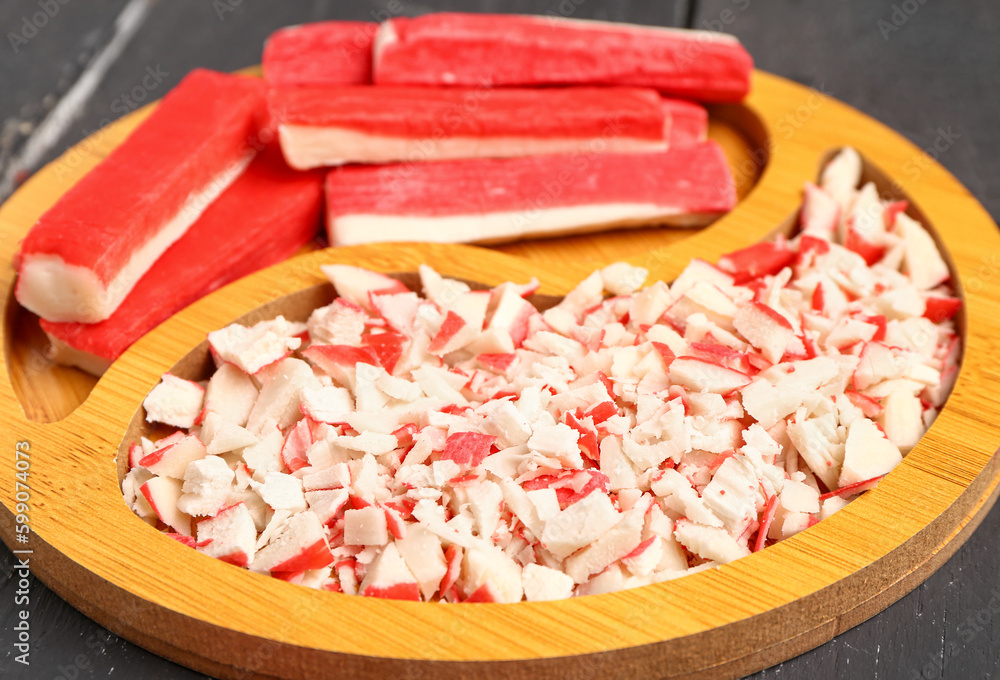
top-left (42, 146), bottom-right (324, 376)
top-left (269, 85), bottom-right (669, 170)
top-left (16, 69), bottom-right (264, 323)
top-left (324, 141), bottom-right (735, 246)
top-left (263, 21), bottom-right (376, 86)
top-left (373, 13), bottom-right (753, 102)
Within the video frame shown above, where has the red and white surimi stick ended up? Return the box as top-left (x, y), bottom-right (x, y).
top-left (373, 13), bottom-right (753, 103)
top-left (16, 69), bottom-right (264, 323)
top-left (262, 21), bottom-right (376, 86)
top-left (269, 85), bottom-right (669, 170)
top-left (42, 146), bottom-right (324, 375)
top-left (324, 141), bottom-right (735, 246)
top-left (661, 98), bottom-right (709, 146)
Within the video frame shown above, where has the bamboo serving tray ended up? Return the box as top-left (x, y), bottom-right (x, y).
top-left (2, 70), bottom-right (1000, 680)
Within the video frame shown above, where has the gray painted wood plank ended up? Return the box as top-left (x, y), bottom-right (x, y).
top-left (0, 0), bottom-right (128, 194)
top-left (694, 0), bottom-right (1000, 222)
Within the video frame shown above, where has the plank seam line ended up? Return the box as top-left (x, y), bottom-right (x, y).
top-left (683, 0), bottom-right (699, 29)
top-left (0, 0), bottom-right (155, 198)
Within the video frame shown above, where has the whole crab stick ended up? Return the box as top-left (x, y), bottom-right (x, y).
top-left (373, 13), bottom-right (753, 103)
top-left (324, 140), bottom-right (735, 246)
top-left (263, 21), bottom-right (376, 86)
top-left (42, 145), bottom-right (324, 376)
top-left (16, 69), bottom-right (264, 323)
top-left (269, 85), bottom-right (670, 170)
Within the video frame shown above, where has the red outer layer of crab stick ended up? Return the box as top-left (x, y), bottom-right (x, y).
top-left (324, 140), bottom-right (735, 246)
top-left (662, 98), bottom-right (709, 146)
top-left (263, 21), bottom-right (376, 86)
top-left (373, 13), bottom-right (754, 103)
top-left (16, 69), bottom-right (265, 324)
top-left (41, 146), bottom-right (324, 376)
top-left (269, 85), bottom-right (669, 170)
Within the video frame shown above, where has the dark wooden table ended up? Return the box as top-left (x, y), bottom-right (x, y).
top-left (2, 1), bottom-right (998, 678)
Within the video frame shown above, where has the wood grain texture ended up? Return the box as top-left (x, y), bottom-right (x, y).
top-left (2, 67), bottom-right (1000, 680)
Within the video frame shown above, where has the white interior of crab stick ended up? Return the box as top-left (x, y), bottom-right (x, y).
top-left (268, 84), bottom-right (669, 170)
top-left (277, 126), bottom-right (668, 170)
top-left (45, 334), bottom-right (114, 377)
top-left (332, 204), bottom-right (690, 245)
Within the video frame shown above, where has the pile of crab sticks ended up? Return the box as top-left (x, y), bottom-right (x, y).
top-left (17, 13), bottom-right (750, 373)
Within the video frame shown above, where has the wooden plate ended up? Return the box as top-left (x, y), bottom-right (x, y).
top-left (2, 70), bottom-right (1000, 680)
